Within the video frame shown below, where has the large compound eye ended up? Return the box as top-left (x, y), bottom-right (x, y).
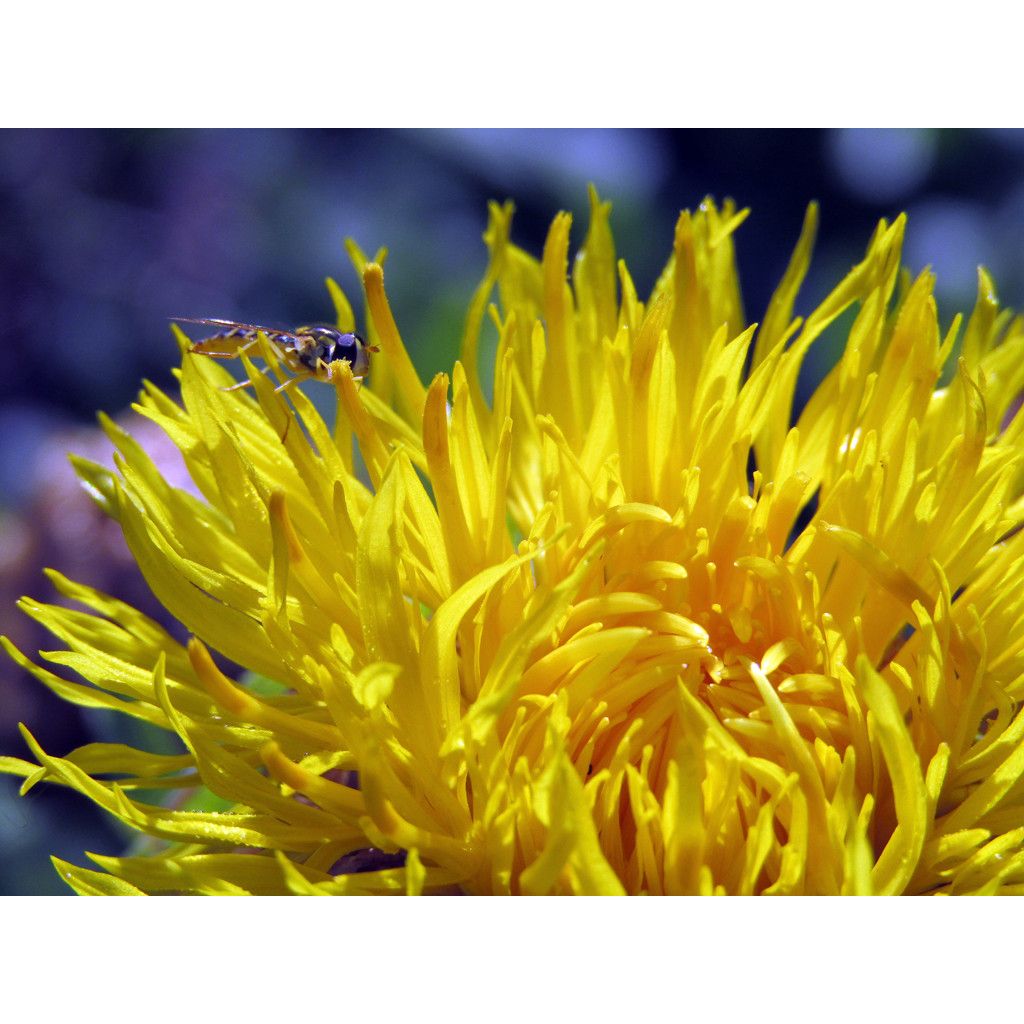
top-left (329, 332), bottom-right (362, 364)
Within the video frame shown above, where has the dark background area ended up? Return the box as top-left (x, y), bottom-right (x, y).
top-left (3, 128), bottom-right (1023, 894)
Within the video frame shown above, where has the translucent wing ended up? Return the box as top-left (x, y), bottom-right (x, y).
top-left (171, 317), bottom-right (297, 357)
top-left (172, 316), bottom-right (293, 334)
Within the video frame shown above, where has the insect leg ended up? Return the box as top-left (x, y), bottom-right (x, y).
top-left (189, 348), bottom-right (241, 359)
top-left (273, 374), bottom-right (310, 395)
top-left (238, 335), bottom-right (264, 355)
top-left (215, 358), bottom-right (284, 393)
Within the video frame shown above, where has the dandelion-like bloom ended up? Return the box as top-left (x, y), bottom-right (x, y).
top-left (5, 191), bottom-right (1024, 895)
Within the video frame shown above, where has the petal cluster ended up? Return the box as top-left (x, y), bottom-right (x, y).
top-left (5, 191), bottom-right (1024, 894)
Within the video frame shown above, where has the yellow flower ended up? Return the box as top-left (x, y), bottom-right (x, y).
top-left (5, 189), bottom-right (1024, 895)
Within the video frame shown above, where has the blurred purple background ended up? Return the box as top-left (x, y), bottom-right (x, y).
top-left (3, 128), bottom-right (1023, 893)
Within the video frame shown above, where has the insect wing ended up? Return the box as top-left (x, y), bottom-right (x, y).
top-left (173, 317), bottom-right (297, 357)
top-left (173, 316), bottom-right (293, 334)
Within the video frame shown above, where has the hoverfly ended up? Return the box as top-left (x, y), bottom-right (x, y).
top-left (173, 317), bottom-right (378, 393)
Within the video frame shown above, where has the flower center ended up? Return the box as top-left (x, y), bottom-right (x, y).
top-left (542, 486), bottom-right (828, 805)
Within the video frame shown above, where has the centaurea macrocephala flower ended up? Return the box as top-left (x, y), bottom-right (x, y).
top-left (4, 190), bottom-right (1024, 895)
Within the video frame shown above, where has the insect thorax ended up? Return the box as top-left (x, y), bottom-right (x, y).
top-left (293, 326), bottom-right (364, 373)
